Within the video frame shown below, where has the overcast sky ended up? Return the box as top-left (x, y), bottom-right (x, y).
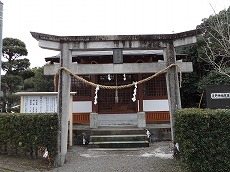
top-left (1, 0), bottom-right (230, 67)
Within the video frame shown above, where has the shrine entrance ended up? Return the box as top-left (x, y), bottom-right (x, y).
top-left (31, 29), bottom-right (199, 165)
top-left (98, 74), bottom-right (137, 114)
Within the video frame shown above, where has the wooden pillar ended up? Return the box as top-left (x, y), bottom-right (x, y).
top-left (55, 42), bottom-right (71, 167)
top-left (137, 74), bottom-right (143, 112)
top-left (163, 42), bottom-right (181, 142)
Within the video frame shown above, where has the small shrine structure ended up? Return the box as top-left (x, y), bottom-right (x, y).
top-left (31, 29), bottom-right (199, 165)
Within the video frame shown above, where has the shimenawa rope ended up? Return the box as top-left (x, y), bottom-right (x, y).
top-left (54, 64), bottom-right (182, 90)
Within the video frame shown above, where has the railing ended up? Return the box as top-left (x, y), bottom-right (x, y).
top-left (73, 113), bottom-right (90, 124)
top-left (146, 111), bottom-right (170, 122)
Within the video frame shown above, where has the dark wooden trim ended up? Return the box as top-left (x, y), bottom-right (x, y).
top-left (146, 111), bottom-right (170, 122)
top-left (73, 97), bottom-right (92, 101)
top-left (72, 113), bottom-right (90, 124)
top-left (143, 96), bottom-right (168, 100)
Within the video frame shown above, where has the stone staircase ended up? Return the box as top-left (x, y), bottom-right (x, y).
top-left (89, 127), bottom-right (149, 148)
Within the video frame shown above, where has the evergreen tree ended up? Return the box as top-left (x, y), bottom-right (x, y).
top-left (1, 38), bottom-right (33, 112)
top-left (23, 67), bottom-right (54, 92)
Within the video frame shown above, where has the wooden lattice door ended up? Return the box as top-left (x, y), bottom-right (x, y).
top-left (98, 74), bottom-right (137, 113)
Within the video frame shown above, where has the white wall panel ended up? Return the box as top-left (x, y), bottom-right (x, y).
top-left (143, 100), bottom-right (169, 111)
top-left (72, 101), bottom-right (92, 113)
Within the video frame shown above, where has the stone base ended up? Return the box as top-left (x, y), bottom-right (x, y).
top-left (90, 112), bottom-right (146, 128)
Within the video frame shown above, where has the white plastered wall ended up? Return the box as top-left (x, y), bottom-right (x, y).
top-left (143, 100), bottom-right (169, 111)
top-left (72, 101), bottom-right (92, 113)
top-left (72, 100), bottom-right (169, 113)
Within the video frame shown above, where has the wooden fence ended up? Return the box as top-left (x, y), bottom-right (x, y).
top-left (72, 111), bottom-right (170, 124)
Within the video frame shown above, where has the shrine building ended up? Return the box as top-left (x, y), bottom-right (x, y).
top-left (31, 30), bottom-right (199, 150)
top-left (45, 50), bottom-right (189, 126)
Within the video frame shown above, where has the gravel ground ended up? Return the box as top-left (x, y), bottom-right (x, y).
top-left (0, 141), bottom-right (187, 172)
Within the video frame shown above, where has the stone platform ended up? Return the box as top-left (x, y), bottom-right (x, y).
top-left (72, 123), bottom-right (171, 145)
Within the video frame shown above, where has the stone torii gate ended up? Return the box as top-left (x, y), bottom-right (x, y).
top-left (31, 29), bottom-right (199, 166)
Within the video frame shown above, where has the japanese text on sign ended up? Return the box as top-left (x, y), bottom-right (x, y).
top-left (211, 93), bottom-right (230, 99)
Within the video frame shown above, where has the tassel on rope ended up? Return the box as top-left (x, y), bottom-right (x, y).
top-left (132, 82), bottom-right (137, 102)
top-left (108, 74), bottom-right (111, 81)
top-left (94, 85), bottom-right (100, 105)
top-left (123, 74), bottom-right (126, 81)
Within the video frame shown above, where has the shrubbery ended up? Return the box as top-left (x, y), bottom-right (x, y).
top-left (0, 113), bottom-right (58, 159)
top-left (175, 108), bottom-right (230, 172)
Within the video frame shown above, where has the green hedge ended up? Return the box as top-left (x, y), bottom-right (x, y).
top-left (175, 108), bottom-right (230, 172)
top-left (0, 113), bottom-right (58, 159)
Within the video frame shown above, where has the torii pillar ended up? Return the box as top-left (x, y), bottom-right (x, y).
top-left (56, 43), bottom-right (71, 166)
top-left (31, 29), bottom-right (200, 166)
top-left (164, 42), bottom-right (181, 141)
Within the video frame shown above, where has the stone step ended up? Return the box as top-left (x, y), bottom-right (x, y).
top-left (88, 148), bottom-right (143, 151)
top-left (89, 141), bottom-right (149, 148)
top-left (90, 134), bottom-right (148, 142)
top-left (91, 128), bottom-right (146, 136)
top-left (97, 125), bottom-right (138, 129)
top-left (89, 128), bottom-right (149, 148)
top-left (72, 124), bottom-right (171, 145)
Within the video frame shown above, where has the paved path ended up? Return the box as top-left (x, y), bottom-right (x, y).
top-left (0, 142), bottom-right (185, 172)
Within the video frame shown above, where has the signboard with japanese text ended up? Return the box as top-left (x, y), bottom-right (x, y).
top-left (205, 85), bottom-right (230, 109)
top-left (23, 95), bottom-right (57, 113)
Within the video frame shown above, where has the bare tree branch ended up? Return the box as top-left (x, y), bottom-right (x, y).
top-left (199, 6), bottom-right (230, 79)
